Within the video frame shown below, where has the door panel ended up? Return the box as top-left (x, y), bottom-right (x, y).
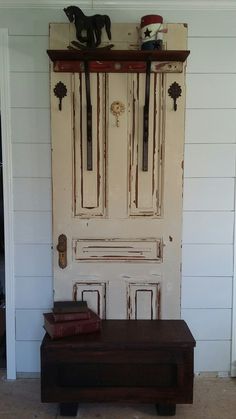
top-left (127, 282), bottom-right (160, 320)
top-left (74, 73), bottom-right (106, 217)
top-left (129, 73), bottom-right (162, 216)
top-left (73, 282), bottom-right (106, 318)
top-left (73, 238), bottom-right (162, 262)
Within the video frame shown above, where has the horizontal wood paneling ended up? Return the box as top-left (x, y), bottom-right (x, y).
top-left (13, 144), bottom-right (51, 178)
top-left (11, 108), bottom-right (50, 143)
top-left (0, 8), bottom-right (235, 37)
top-left (16, 309), bottom-right (45, 340)
top-left (185, 109), bottom-right (236, 144)
top-left (184, 144), bottom-right (236, 178)
top-left (9, 35), bottom-right (49, 72)
top-left (183, 178), bottom-right (235, 211)
top-left (16, 341), bottom-right (41, 373)
top-left (14, 244), bottom-right (52, 276)
top-left (13, 178), bottom-right (51, 211)
top-left (181, 277), bottom-right (232, 309)
top-left (10, 72), bottom-right (49, 108)
top-left (182, 211), bottom-right (234, 244)
top-left (15, 276), bottom-right (53, 309)
top-left (90, 7), bottom-right (236, 36)
top-left (187, 38), bottom-right (236, 73)
top-left (186, 74), bottom-right (236, 109)
top-left (0, 9), bottom-right (66, 36)
top-left (182, 308), bottom-right (232, 340)
top-left (0, 7), bottom-right (235, 374)
top-left (182, 244), bottom-right (233, 277)
top-left (194, 340), bottom-right (231, 373)
top-left (14, 211), bottom-right (52, 244)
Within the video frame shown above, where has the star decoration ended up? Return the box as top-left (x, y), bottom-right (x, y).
top-left (144, 28), bottom-right (152, 38)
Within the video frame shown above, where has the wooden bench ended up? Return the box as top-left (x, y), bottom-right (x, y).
top-left (41, 319), bottom-right (195, 416)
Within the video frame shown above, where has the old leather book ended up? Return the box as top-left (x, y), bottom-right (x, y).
top-left (43, 309), bottom-right (101, 339)
top-left (52, 310), bottom-right (91, 323)
top-left (53, 300), bottom-right (88, 313)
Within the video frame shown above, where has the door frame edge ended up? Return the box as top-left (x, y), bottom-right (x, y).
top-left (0, 28), bottom-right (16, 379)
top-left (231, 171), bottom-right (236, 376)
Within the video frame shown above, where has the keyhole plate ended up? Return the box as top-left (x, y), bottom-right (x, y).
top-left (110, 101), bottom-right (125, 127)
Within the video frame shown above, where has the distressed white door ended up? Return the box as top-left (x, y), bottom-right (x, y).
top-left (50, 23), bottom-right (187, 319)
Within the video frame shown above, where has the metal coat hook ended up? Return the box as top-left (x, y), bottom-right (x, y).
top-left (168, 82), bottom-right (182, 111)
top-left (53, 81), bottom-right (67, 111)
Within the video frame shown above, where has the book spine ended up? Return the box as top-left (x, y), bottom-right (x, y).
top-left (52, 319), bottom-right (101, 339)
top-left (53, 311), bottom-right (91, 322)
top-left (44, 317), bottom-right (101, 339)
top-left (53, 307), bottom-right (88, 313)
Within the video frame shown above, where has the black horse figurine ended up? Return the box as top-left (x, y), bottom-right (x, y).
top-left (64, 6), bottom-right (112, 49)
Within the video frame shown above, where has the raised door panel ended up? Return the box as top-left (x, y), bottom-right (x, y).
top-left (127, 282), bottom-right (160, 320)
top-left (73, 282), bottom-right (106, 319)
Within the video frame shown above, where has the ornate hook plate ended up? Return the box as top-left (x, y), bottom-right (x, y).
top-left (53, 81), bottom-right (67, 111)
top-left (110, 101), bottom-right (125, 127)
top-left (168, 82), bottom-right (182, 111)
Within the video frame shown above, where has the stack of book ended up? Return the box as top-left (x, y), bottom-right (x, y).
top-left (43, 301), bottom-right (101, 339)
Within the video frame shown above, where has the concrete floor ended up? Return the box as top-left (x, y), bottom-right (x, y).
top-left (0, 370), bottom-right (236, 419)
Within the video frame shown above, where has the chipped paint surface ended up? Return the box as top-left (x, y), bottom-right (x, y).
top-left (127, 282), bottom-right (160, 319)
top-left (73, 282), bottom-right (106, 319)
top-left (74, 73), bottom-right (106, 217)
top-left (50, 23), bottom-right (187, 319)
top-left (129, 73), bottom-right (163, 216)
top-left (73, 238), bottom-right (163, 262)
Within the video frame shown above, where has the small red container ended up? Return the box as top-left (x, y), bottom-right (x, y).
top-left (140, 14), bottom-right (163, 50)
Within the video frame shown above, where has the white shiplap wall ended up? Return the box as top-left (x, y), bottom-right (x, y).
top-left (0, 5), bottom-right (235, 373)
top-left (183, 34), bottom-right (236, 373)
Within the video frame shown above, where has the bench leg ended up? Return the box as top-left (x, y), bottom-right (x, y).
top-left (156, 403), bottom-right (176, 416)
top-left (59, 403), bottom-right (78, 416)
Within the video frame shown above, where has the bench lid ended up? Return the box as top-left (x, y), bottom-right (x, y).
top-left (41, 319), bottom-right (196, 350)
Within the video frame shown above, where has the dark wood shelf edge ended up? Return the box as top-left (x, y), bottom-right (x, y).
top-left (47, 49), bottom-right (190, 63)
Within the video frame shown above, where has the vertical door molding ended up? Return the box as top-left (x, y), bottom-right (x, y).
top-left (231, 178), bottom-right (236, 376)
top-left (0, 29), bottom-right (16, 379)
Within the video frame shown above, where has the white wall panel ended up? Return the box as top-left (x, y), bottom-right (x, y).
top-left (15, 276), bottom-right (53, 309)
top-left (182, 309), bottom-right (231, 340)
top-left (194, 341), bottom-right (231, 373)
top-left (9, 36), bottom-right (49, 72)
top-left (14, 244), bottom-right (52, 276)
top-left (185, 109), bottom-right (236, 144)
top-left (182, 212), bottom-right (234, 244)
top-left (12, 144), bottom-right (51, 178)
top-left (16, 309), bottom-right (45, 340)
top-left (14, 211), bottom-right (52, 244)
top-left (186, 74), bottom-right (236, 109)
top-left (90, 7), bottom-right (236, 36)
top-left (184, 144), bottom-right (236, 178)
top-left (0, 9), bottom-right (235, 38)
top-left (16, 341), bottom-right (41, 373)
top-left (10, 72), bottom-right (49, 108)
top-left (0, 9), bottom-right (66, 36)
top-left (165, 11), bottom-right (236, 37)
top-left (182, 277), bottom-right (232, 309)
top-left (13, 178), bottom-right (51, 211)
top-left (11, 108), bottom-right (50, 143)
top-left (182, 244), bottom-right (233, 277)
top-left (187, 38), bottom-right (236, 73)
top-left (183, 178), bottom-right (235, 211)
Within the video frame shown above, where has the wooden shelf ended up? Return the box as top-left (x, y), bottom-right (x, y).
top-left (47, 49), bottom-right (190, 73)
top-left (47, 49), bottom-right (190, 62)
